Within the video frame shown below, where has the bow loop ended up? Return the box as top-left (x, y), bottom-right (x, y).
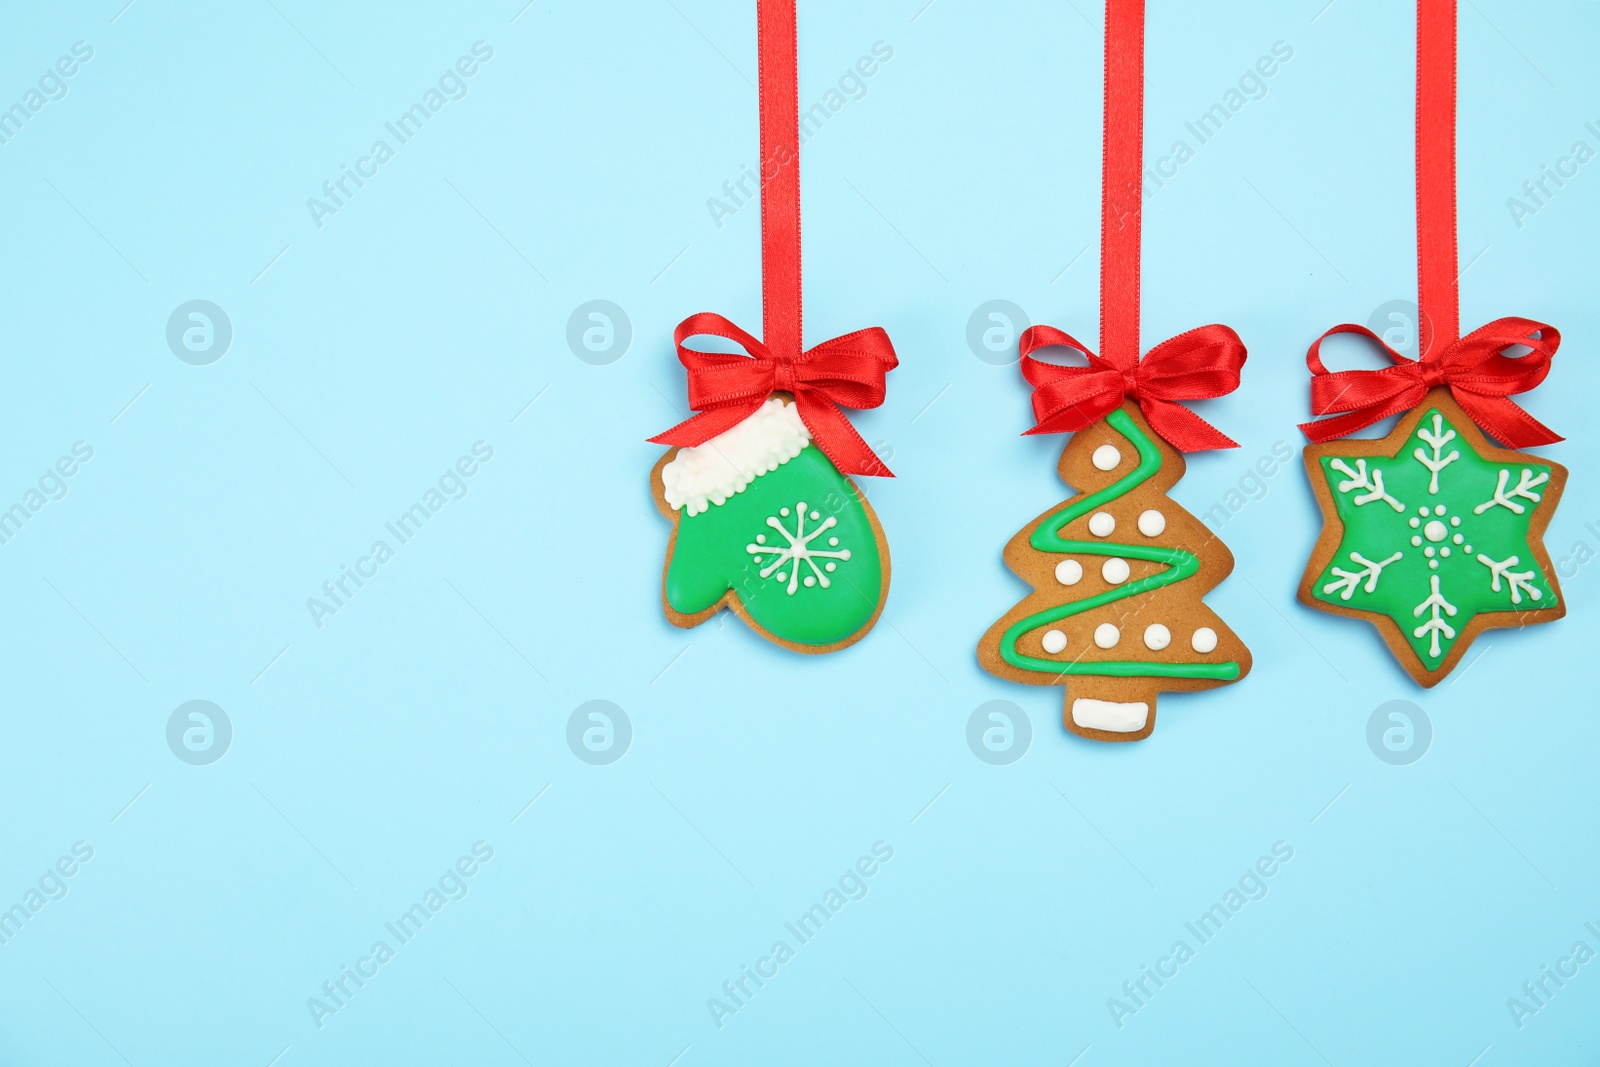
top-left (1018, 324), bottom-right (1245, 452)
top-left (790, 328), bottom-right (896, 409)
top-left (650, 313), bottom-right (897, 478)
top-left (1138, 325), bottom-right (1249, 400)
top-left (1442, 317), bottom-right (1559, 393)
top-left (1298, 316), bottom-right (1562, 447)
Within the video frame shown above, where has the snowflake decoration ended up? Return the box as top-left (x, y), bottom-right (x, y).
top-left (747, 500), bottom-right (852, 596)
top-left (1312, 408), bottom-right (1557, 668)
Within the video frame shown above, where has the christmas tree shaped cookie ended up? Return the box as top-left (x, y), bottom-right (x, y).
top-left (652, 396), bottom-right (888, 651)
top-left (978, 0), bottom-right (1253, 741)
top-left (1300, 391), bottom-right (1565, 685)
top-left (980, 403), bottom-right (1251, 742)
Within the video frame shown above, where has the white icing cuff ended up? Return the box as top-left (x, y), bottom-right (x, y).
top-left (662, 398), bottom-right (812, 516)
top-left (1071, 698), bottom-right (1150, 734)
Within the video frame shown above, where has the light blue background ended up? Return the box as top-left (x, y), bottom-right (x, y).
top-left (2, 0), bottom-right (1597, 1063)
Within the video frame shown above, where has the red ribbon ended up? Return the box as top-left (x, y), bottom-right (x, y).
top-left (1301, 0), bottom-right (1560, 450)
top-left (1298, 317), bottom-right (1562, 447)
top-left (650, 0), bottom-right (897, 479)
top-left (1414, 0), bottom-right (1460, 354)
top-left (1019, 323), bottom-right (1246, 452)
top-left (649, 312), bottom-right (897, 478)
top-left (1017, 0), bottom-right (1243, 454)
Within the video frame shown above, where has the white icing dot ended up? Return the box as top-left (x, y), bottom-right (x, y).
top-left (1088, 512), bottom-right (1116, 537)
top-left (1191, 627), bottom-right (1218, 653)
top-left (828, 536), bottom-right (839, 547)
top-left (1424, 546), bottom-right (1435, 557)
top-left (1411, 535), bottom-right (1423, 547)
top-left (780, 507), bottom-right (790, 517)
top-left (1102, 558), bottom-right (1131, 584)
top-left (1138, 510), bottom-right (1166, 537)
top-left (1450, 515), bottom-right (1462, 527)
top-left (803, 575), bottom-right (816, 587)
top-left (1055, 559), bottom-right (1084, 586)
top-left (825, 562), bottom-right (837, 572)
top-left (1452, 533), bottom-right (1464, 545)
top-left (1144, 624), bottom-right (1171, 650)
top-left (1429, 559), bottom-right (1439, 570)
top-left (756, 534), bottom-right (767, 544)
top-left (1440, 546), bottom-right (1451, 557)
top-left (1409, 517), bottom-right (1421, 529)
top-left (1423, 520), bottom-right (1447, 542)
top-left (1434, 505), bottom-right (1446, 516)
top-left (1092, 444), bottom-right (1122, 471)
top-left (1093, 623), bottom-right (1120, 649)
top-left (1464, 545), bottom-right (1473, 554)
top-left (776, 571), bottom-right (788, 582)
top-left (1418, 506), bottom-right (1430, 516)
top-left (1041, 629), bottom-right (1067, 654)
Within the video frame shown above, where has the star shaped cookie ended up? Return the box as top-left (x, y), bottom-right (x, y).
top-left (1299, 389), bottom-right (1566, 685)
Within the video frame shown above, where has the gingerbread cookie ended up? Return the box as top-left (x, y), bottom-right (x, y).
top-left (1300, 388), bottom-right (1565, 686)
top-left (1296, 0), bottom-right (1567, 686)
top-left (647, 0), bottom-right (898, 654)
top-left (653, 396), bottom-right (889, 653)
top-left (980, 403), bottom-right (1252, 742)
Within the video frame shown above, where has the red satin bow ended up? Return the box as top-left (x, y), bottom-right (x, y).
top-left (1019, 323), bottom-right (1246, 451)
top-left (1298, 316), bottom-right (1562, 447)
top-left (649, 311), bottom-right (898, 477)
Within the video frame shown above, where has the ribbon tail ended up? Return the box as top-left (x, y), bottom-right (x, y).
top-left (1022, 382), bottom-right (1122, 436)
top-left (648, 402), bottom-right (763, 448)
top-left (1140, 398), bottom-right (1239, 451)
top-left (1450, 390), bottom-right (1564, 448)
top-left (794, 393), bottom-right (893, 478)
top-left (1298, 383), bottom-right (1428, 443)
top-left (1299, 409), bottom-right (1387, 443)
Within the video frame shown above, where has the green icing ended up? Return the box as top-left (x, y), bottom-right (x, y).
top-left (997, 408), bottom-right (1242, 681)
top-left (1312, 407), bottom-right (1556, 667)
top-left (666, 445), bottom-right (882, 646)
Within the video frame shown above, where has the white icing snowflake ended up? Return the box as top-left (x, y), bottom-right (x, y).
top-left (746, 500), bottom-right (852, 595)
top-left (1317, 408), bottom-right (1556, 665)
